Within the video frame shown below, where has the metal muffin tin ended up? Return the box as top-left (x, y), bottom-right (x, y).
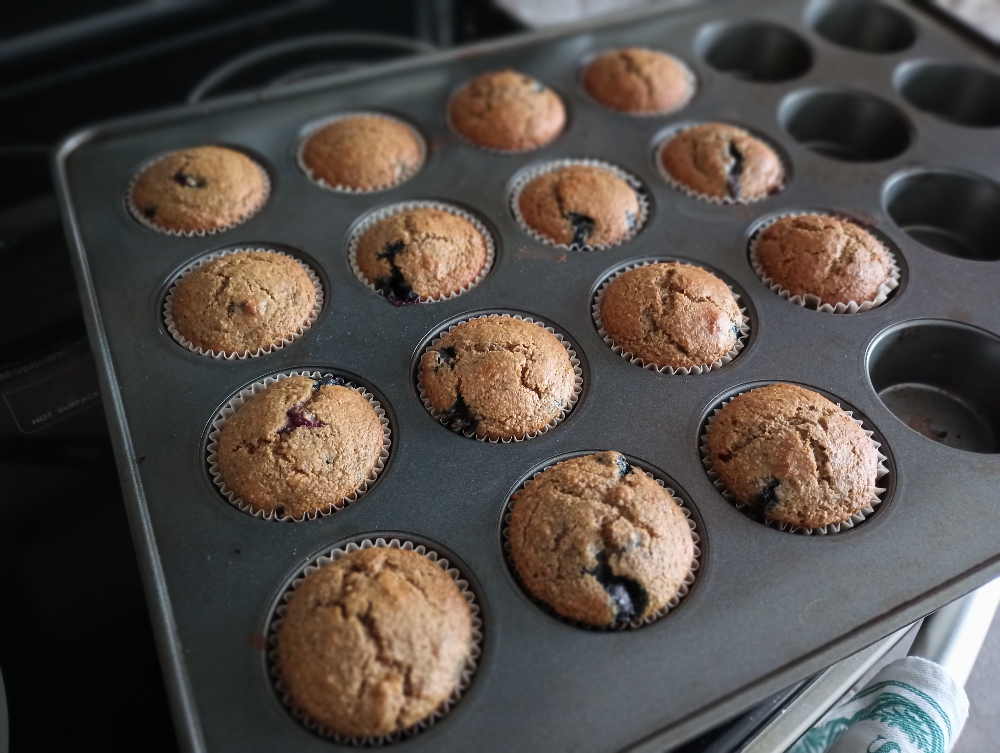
top-left (53, 0), bottom-right (1000, 750)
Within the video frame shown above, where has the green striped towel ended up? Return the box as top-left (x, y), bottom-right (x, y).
top-left (789, 657), bottom-right (968, 753)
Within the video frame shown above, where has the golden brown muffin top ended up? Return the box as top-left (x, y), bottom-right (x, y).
top-left (277, 547), bottom-right (472, 738)
top-left (510, 451), bottom-right (694, 627)
top-left (583, 48), bottom-right (693, 114)
top-left (130, 145), bottom-right (267, 233)
top-left (421, 316), bottom-right (576, 440)
top-left (449, 69), bottom-right (565, 151)
top-left (600, 262), bottom-right (742, 369)
top-left (517, 164), bottom-right (641, 248)
top-left (706, 383), bottom-right (879, 529)
top-left (659, 123), bottom-right (783, 201)
top-left (300, 115), bottom-right (423, 191)
top-left (754, 215), bottom-right (891, 305)
top-left (217, 375), bottom-right (383, 518)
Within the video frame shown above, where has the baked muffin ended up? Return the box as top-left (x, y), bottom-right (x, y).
top-left (754, 215), bottom-right (892, 305)
top-left (583, 48), bottom-right (693, 114)
top-left (449, 70), bottom-right (565, 152)
top-left (277, 547), bottom-right (472, 738)
top-left (421, 316), bottom-right (576, 440)
top-left (706, 383), bottom-right (879, 529)
top-left (517, 164), bottom-right (642, 248)
top-left (600, 263), bottom-right (742, 369)
top-left (659, 123), bottom-right (783, 202)
top-left (170, 251), bottom-right (316, 355)
top-left (300, 115), bottom-right (423, 191)
top-left (509, 451), bottom-right (694, 628)
top-left (129, 145), bottom-right (267, 233)
top-left (355, 207), bottom-right (488, 305)
top-left (217, 375), bottom-right (383, 518)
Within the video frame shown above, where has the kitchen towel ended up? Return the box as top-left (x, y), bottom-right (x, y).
top-left (789, 656), bottom-right (969, 753)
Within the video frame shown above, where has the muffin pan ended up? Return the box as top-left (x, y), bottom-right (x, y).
top-left (53, 0), bottom-right (1000, 750)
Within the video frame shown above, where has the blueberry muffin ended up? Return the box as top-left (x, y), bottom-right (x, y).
top-left (600, 263), bottom-right (742, 369)
top-left (509, 451), bottom-right (694, 628)
top-left (171, 251), bottom-right (316, 354)
top-left (355, 207), bottom-right (488, 305)
top-left (217, 375), bottom-right (383, 518)
top-left (300, 115), bottom-right (423, 191)
top-left (421, 316), bottom-right (576, 440)
top-left (583, 48), bottom-right (693, 114)
top-left (754, 215), bottom-right (892, 305)
top-left (449, 70), bottom-right (565, 152)
top-left (129, 145), bottom-right (267, 233)
top-left (706, 383), bottom-right (879, 529)
top-left (277, 547), bottom-right (473, 738)
top-left (517, 164), bottom-right (641, 248)
top-left (659, 123), bottom-right (783, 202)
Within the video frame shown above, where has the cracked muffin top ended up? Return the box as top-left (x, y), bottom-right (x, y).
top-left (448, 69), bottom-right (565, 152)
top-left (355, 207), bottom-right (488, 305)
top-left (659, 123), bottom-right (783, 202)
top-left (170, 250), bottom-right (316, 355)
top-left (300, 115), bottom-right (423, 191)
top-left (129, 145), bottom-right (267, 233)
top-left (600, 262), bottom-right (742, 369)
top-left (754, 215), bottom-right (892, 305)
top-left (583, 47), bottom-right (693, 114)
top-left (217, 375), bottom-right (383, 519)
top-left (420, 316), bottom-right (576, 440)
top-left (706, 383), bottom-right (879, 529)
top-left (277, 547), bottom-right (473, 738)
top-left (509, 451), bottom-right (694, 628)
top-left (517, 164), bottom-right (641, 249)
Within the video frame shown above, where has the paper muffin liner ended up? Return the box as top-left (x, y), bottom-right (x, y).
top-left (578, 48), bottom-right (697, 118)
top-left (748, 211), bottom-right (901, 314)
top-left (296, 111), bottom-right (427, 194)
top-left (347, 200), bottom-right (496, 305)
top-left (502, 454), bottom-right (700, 630)
top-left (653, 123), bottom-right (787, 205)
top-left (206, 370), bottom-right (391, 521)
top-left (700, 389), bottom-right (890, 535)
top-left (417, 314), bottom-right (583, 442)
top-left (445, 78), bottom-right (565, 155)
top-left (509, 158), bottom-right (650, 252)
top-left (125, 148), bottom-right (271, 236)
top-left (266, 536), bottom-right (483, 745)
top-left (163, 248), bottom-right (324, 359)
top-left (591, 259), bottom-right (750, 375)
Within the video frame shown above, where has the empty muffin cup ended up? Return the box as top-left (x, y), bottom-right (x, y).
top-left (266, 536), bottom-right (482, 744)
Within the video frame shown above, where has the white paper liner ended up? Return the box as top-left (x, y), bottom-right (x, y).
top-left (445, 77), bottom-right (565, 155)
top-left (591, 259), bottom-right (750, 375)
top-left (748, 211), bottom-right (902, 314)
top-left (653, 122), bottom-right (787, 205)
top-left (266, 537), bottom-right (483, 745)
top-left (163, 248), bottom-right (324, 359)
top-left (125, 148), bottom-right (271, 236)
top-left (700, 389), bottom-right (890, 535)
top-left (417, 314), bottom-right (583, 442)
top-left (579, 48), bottom-right (697, 118)
top-left (509, 158), bottom-right (649, 252)
top-left (347, 200), bottom-right (496, 304)
top-left (206, 370), bottom-right (391, 521)
top-left (295, 111), bottom-right (427, 193)
top-left (502, 454), bottom-right (700, 630)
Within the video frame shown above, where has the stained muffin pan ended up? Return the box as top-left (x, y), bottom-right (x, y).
top-left (54, 0), bottom-right (1000, 750)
